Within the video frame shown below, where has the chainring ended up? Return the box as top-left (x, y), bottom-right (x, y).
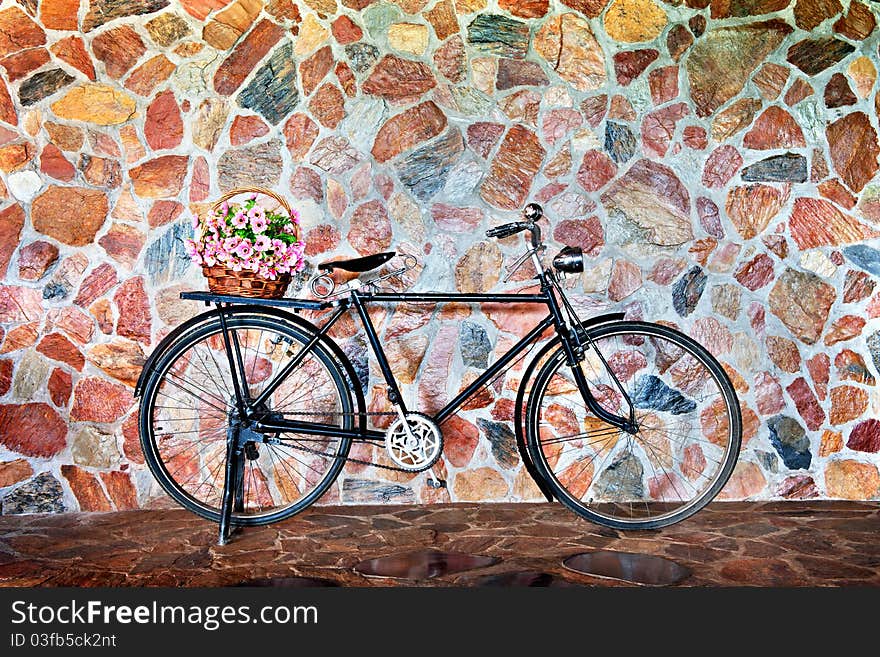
top-left (384, 412), bottom-right (443, 472)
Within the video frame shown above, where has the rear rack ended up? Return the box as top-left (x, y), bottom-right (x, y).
top-left (180, 290), bottom-right (330, 311)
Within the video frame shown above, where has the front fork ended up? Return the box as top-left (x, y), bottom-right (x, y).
top-left (568, 351), bottom-right (638, 434)
top-left (544, 277), bottom-right (638, 435)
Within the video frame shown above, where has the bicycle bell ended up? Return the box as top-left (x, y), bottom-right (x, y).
top-left (523, 203), bottom-right (543, 221)
top-left (552, 246), bottom-right (584, 273)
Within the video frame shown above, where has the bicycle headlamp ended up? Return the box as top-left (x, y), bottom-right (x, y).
top-left (552, 246), bottom-right (584, 273)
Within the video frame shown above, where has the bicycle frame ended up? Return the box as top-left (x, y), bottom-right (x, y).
top-left (251, 291), bottom-right (554, 442)
top-left (181, 281), bottom-right (637, 445)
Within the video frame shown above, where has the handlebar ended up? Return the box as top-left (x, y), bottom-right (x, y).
top-left (486, 221), bottom-right (531, 239)
top-left (486, 203), bottom-right (543, 247)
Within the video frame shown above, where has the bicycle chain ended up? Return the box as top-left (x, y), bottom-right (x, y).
top-left (265, 411), bottom-right (424, 473)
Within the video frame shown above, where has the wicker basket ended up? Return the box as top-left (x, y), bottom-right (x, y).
top-left (202, 187), bottom-right (298, 299)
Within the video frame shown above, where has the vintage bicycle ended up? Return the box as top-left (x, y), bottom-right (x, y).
top-left (135, 203), bottom-right (742, 544)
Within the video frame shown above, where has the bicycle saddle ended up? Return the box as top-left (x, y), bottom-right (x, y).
top-left (318, 251), bottom-right (396, 273)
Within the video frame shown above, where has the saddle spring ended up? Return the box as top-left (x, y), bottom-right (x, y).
top-left (309, 254), bottom-right (419, 299)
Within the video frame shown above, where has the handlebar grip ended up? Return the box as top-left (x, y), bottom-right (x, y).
top-left (486, 222), bottom-right (528, 239)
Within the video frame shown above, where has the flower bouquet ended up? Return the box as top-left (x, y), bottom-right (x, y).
top-left (184, 187), bottom-right (305, 299)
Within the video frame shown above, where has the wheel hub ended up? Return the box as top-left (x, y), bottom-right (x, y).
top-left (385, 413), bottom-right (443, 472)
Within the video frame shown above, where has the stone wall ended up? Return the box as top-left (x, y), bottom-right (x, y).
top-left (0, 0), bottom-right (879, 514)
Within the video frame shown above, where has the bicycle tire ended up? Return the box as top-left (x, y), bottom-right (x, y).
top-left (525, 320), bottom-right (741, 530)
top-left (139, 312), bottom-right (354, 525)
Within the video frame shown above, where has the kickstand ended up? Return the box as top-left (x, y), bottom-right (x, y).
top-left (427, 467), bottom-right (447, 489)
top-left (218, 432), bottom-right (243, 546)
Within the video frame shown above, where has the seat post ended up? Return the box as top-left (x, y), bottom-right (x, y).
top-left (349, 291), bottom-right (408, 412)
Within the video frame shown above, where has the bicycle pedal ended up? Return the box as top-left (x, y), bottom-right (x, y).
top-left (427, 478), bottom-right (447, 489)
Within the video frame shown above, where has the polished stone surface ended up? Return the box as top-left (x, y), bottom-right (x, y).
top-left (354, 550), bottom-right (500, 580)
top-left (0, 502), bottom-right (878, 587)
top-left (563, 550), bottom-right (692, 586)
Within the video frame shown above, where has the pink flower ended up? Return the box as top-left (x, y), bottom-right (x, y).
top-left (259, 265), bottom-right (278, 280)
top-left (253, 235), bottom-right (271, 252)
top-left (235, 239), bottom-right (254, 259)
top-left (231, 211), bottom-right (248, 229)
top-left (250, 215), bottom-right (268, 234)
top-left (187, 198), bottom-right (308, 276)
top-left (184, 238), bottom-right (205, 266)
top-left (285, 243), bottom-right (303, 260)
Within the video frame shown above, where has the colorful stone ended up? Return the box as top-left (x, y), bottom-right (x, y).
top-left (725, 185), bottom-right (785, 239)
top-left (363, 54), bottom-right (436, 102)
top-left (614, 49), bottom-right (659, 86)
top-left (604, 0), bottom-right (667, 43)
top-left (213, 19), bottom-right (285, 96)
top-left (466, 14), bottom-right (529, 58)
top-left (602, 159), bottom-right (692, 246)
top-left (789, 198), bottom-right (878, 250)
top-left (0, 403), bottom-right (66, 457)
top-left (787, 38), bottom-right (854, 75)
top-left (768, 268), bottom-right (835, 344)
top-left (688, 21), bottom-right (792, 117)
top-left (743, 107), bottom-right (806, 150)
top-left (703, 145), bottom-right (743, 189)
top-left (480, 125), bottom-right (544, 211)
top-left (825, 460), bottom-right (880, 499)
top-left (534, 13), bottom-right (606, 92)
top-left (31, 186), bottom-right (108, 246)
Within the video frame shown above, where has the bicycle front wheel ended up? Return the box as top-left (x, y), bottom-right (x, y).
top-left (139, 312), bottom-right (353, 525)
top-left (526, 321), bottom-right (741, 530)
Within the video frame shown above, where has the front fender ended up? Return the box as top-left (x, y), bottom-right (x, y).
top-left (513, 312), bottom-right (626, 502)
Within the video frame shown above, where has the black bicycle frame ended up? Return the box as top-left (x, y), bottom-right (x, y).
top-left (211, 284), bottom-right (637, 441)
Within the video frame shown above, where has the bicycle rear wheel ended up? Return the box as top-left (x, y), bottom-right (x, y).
top-left (526, 321), bottom-right (741, 530)
top-left (139, 312), bottom-right (353, 525)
